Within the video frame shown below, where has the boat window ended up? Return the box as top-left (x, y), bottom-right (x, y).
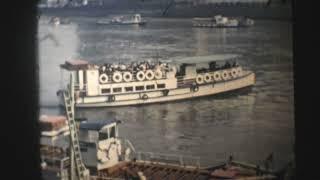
top-left (146, 84), bottom-right (155, 90)
top-left (157, 84), bottom-right (166, 89)
top-left (109, 126), bottom-right (116, 138)
top-left (99, 132), bottom-right (109, 140)
top-left (135, 86), bottom-right (144, 91)
top-left (113, 87), bottom-right (122, 93)
top-left (88, 130), bottom-right (99, 142)
top-left (125, 87), bottom-right (133, 92)
top-left (101, 88), bottom-right (111, 94)
top-left (79, 141), bottom-right (95, 152)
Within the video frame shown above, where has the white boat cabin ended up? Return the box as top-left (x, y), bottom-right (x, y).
top-left (78, 119), bottom-right (123, 170)
top-left (59, 60), bottom-right (178, 98)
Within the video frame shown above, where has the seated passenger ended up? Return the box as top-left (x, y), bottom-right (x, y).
top-left (225, 61), bottom-right (231, 69)
top-left (232, 61), bottom-right (237, 67)
top-left (209, 61), bottom-right (217, 70)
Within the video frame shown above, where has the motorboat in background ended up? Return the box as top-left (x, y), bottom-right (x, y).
top-left (193, 15), bottom-right (254, 28)
top-left (97, 14), bottom-right (147, 26)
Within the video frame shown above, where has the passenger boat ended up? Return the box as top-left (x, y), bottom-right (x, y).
top-left (57, 58), bottom-right (255, 107)
top-left (96, 14), bottom-right (147, 26)
top-left (193, 15), bottom-right (254, 28)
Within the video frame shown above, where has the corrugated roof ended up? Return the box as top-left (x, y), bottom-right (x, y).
top-left (66, 60), bottom-right (89, 66)
top-left (39, 115), bottom-right (66, 123)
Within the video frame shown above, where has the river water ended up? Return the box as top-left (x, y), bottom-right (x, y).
top-left (38, 16), bottom-right (294, 169)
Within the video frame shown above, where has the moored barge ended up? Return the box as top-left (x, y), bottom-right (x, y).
top-left (40, 116), bottom-right (278, 180)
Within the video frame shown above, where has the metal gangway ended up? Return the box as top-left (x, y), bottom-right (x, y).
top-left (63, 74), bottom-right (90, 180)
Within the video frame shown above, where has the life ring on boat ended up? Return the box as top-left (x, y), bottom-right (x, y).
top-left (190, 84), bottom-right (199, 92)
top-left (231, 68), bottom-right (238, 78)
top-left (221, 70), bottom-right (230, 80)
top-left (99, 74), bottom-right (109, 84)
top-left (108, 95), bottom-right (115, 102)
top-left (236, 67), bottom-right (242, 76)
top-left (141, 94), bottom-right (148, 100)
top-left (145, 70), bottom-right (155, 80)
top-left (112, 71), bottom-right (122, 83)
top-left (204, 73), bottom-right (212, 83)
top-left (196, 75), bottom-right (204, 84)
top-left (123, 72), bottom-right (133, 82)
top-left (162, 89), bottom-right (169, 96)
top-left (154, 69), bottom-right (163, 79)
top-left (136, 71), bottom-right (145, 81)
top-left (213, 71), bottom-right (222, 81)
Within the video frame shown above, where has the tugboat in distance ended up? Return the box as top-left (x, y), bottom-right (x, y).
top-left (97, 14), bottom-right (147, 26)
top-left (193, 15), bottom-right (254, 28)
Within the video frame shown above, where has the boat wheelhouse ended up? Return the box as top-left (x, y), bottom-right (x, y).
top-left (57, 58), bottom-right (255, 107)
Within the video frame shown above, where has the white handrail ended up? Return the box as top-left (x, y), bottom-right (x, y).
top-left (135, 151), bottom-right (201, 168)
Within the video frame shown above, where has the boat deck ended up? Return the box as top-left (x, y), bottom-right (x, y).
top-left (96, 161), bottom-right (277, 180)
top-left (98, 161), bottom-right (211, 180)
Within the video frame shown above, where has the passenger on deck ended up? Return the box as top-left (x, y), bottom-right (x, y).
top-left (232, 61), bottom-right (237, 67)
top-left (228, 155), bottom-right (233, 163)
top-left (265, 153), bottom-right (274, 171)
top-left (256, 165), bottom-right (262, 176)
top-left (145, 61), bottom-right (150, 69)
top-left (225, 61), bottom-right (231, 69)
top-left (209, 61), bottom-right (217, 70)
top-left (226, 155), bottom-right (233, 167)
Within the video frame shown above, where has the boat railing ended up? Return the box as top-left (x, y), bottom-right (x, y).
top-left (134, 151), bottom-right (201, 169)
top-left (60, 157), bottom-right (70, 170)
top-left (123, 139), bottom-right (136, 153)
top-left (118, 138), bottom-right (137, 161)
top-left (91, 175), bottom-right (125, 180)
top-left (41, 155), bottom-right (70, 173)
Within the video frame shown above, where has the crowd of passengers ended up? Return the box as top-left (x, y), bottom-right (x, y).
top-left (98, 60), bottom-right (239, 74)
top-left (98, 61), bottom-right (169, 74)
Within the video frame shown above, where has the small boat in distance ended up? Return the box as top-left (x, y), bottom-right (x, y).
top-left (57, 57), bottom-right (255, 108)
top-left (193, 15), bottom-right (254, 28)
top-left (97, 14), bottom-right (147, 26)
top-left (48, 16), bottom-right (71, 26)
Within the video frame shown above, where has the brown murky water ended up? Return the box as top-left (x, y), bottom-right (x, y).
top-left (39, 16), bottom-right (294, 170)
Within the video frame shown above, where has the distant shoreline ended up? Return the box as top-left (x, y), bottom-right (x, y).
top-left (39, 5), bottom-right (292, 21)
